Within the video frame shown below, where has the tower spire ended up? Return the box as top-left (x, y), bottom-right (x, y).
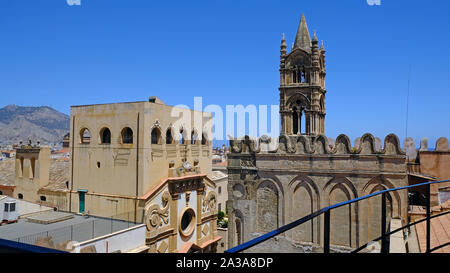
top-left (280, 33), bottom-right (287, 69)
top-left (293, 14), bottom-right (311, 53)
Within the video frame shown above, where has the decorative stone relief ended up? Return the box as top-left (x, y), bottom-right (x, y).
top-left (202, 224), bottom-right (210, 236)
top-left (227, 133), bottom-right (406, 156)
top-left (169, 179), bottom-right (203, 196)
top-left (202, 191), bottom-right (217, 213)
top-left (145, 191), bottom-right (170, 232)
top-left (112, 148), bottom-right (131, 166)
top-left (232, 184), bottom-right (246, 199)
top-left (157, 240), bottom-right (168, 253)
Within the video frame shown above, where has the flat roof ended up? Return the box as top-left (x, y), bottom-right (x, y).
top-left (70, 99), bottom-right (212, 115)
top-left (70, 100), bottom-right (147, 108)
top-left (0, 211), bottom-right (140, 246)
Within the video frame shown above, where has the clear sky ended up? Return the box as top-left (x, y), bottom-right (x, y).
top-left (1, 0), bottom-right (449, 148)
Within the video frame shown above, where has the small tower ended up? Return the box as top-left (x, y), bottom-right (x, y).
top-left (14, 141), bottom-right (50, 202)
top-left (279, 14), bottom-right (327, 136)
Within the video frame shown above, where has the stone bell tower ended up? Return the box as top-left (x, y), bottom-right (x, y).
top-left (279, 14), bottom-right (326, 136)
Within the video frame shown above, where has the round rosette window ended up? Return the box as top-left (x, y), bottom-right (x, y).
top-left (179, 207), bottom-right (196, 237)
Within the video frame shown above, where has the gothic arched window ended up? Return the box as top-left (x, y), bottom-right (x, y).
top-left (293, 106), bottom-right (299, 135)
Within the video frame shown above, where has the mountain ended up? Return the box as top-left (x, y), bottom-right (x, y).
top-left (0, 105), bottom-right (69, 146)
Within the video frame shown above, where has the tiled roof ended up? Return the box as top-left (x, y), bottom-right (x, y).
top-left (412, 199), bottom-right (450, 253)
top-left (42, 159), bottom-right (70, 192)
top-left (0, 158), bottom-right (15, 186)
top-left (415, 213), bottom-right (450, 253)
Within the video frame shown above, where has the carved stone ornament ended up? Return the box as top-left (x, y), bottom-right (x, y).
top-left (202, 191), bottom-right (217, 213)
top-left (145, 191), bottom-right (170, 232)
top-left (169, 179), bottom-right (203, 196)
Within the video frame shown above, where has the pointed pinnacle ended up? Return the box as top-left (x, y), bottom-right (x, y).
top-left (293, 13), bottom-right (311, 52)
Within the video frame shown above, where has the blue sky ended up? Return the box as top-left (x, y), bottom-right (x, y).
top-left (0, 0), bottom-right (449, 148)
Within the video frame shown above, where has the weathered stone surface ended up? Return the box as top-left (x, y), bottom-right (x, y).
top-left (375, 137), bottom-right (382, 152)
top-left (227, 15), bottom-right (409, 254)
top-left (327, 137), bottom-right (335, 150)
top-left (404, 137), bottom-right (417, 162)
top-left (227, 134), bottom-right (408, 253)
top-left (420, 138), bottom-right (428, 151)
top-left (436, 137), bottom-right (449, 151)
top-left (256, 182), bottom-right (279, 233)
top-left (354, 137), bottom-right (361, 150)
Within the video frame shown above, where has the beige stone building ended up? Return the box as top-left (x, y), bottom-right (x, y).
top-left (68, 97), bottom-right (220, 253)
top-left (210, 170), bottom-right (228, 213)
top-left (226, 15), bottom-right (409, 253)
top-left (406, 137), bottom-right (450, 206)
top-left (6, 141), bottom-right (71, 209)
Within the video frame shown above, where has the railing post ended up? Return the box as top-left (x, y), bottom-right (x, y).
top-left (381, 192), bottom-right (388, 253)
top-left (426, 183), bottom-right (431, 253)
top-left (324, 210), bottom-right (330, 253)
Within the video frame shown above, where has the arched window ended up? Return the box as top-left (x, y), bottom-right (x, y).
top-left (166, 128), bottom-right (173, 144)
top-left (201, 133), bottom-right (208, 145)
top-left (18, 193), bottom-right (23, 199)
top-left (100, 128), bottom-right (111, 144)
top-left (121, 127), bottom-right (133, 144)
top-left (151, 128), bottom-right (161, 144)
top-left (80, 128), bottom-right (91, 144)
top-left (236, 218), bottom-right (242, 245)
top-left (179, 129), bottom-right (185, 144)
top-left (191, 130), bottom-right (197, 144)
top-left (292, 106), bottom-right (299, 135)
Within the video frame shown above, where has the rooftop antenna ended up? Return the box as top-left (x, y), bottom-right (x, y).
top-left (405, 65), bottom-right (412, 140)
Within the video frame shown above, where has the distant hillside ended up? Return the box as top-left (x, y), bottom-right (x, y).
top-left (0, 105), bottom-right (69, 145)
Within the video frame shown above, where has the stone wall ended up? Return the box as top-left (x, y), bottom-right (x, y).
top-left (404, 137), bottom-right (450, 206)
top-left (227, 133), bottom-right (408, 253)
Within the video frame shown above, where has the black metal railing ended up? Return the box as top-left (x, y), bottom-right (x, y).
top-left (12, 211), bottom-right (141, 249)
top-left (225, 179), bottom-right (450, 253)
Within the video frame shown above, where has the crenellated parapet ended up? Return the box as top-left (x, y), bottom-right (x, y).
top-left (228, 133), bottom-right (406, 156)
top-left (404, 136), bottom-right (450, 163)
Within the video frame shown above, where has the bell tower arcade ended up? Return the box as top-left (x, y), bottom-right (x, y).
top-left (279, 14), bottom-right (327, 136)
